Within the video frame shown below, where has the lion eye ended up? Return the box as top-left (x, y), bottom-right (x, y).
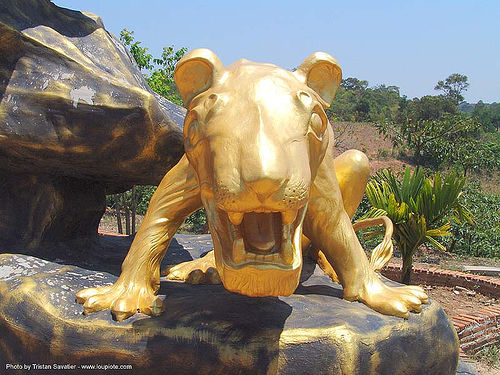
top-left (309, 112), bottom-right (326, 139)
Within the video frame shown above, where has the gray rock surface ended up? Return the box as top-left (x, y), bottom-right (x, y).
top-left (456, 360), bottom-right (479, 375)
top-left (0, 0), bottom-right (186, 250)
top-left (0, 234), bottom-right (460, 375)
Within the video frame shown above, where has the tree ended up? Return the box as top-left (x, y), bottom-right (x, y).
top-left (397, 95), bottom-right (457, 122)
top-left (443, 139), bottom-right (500, 177)
top-left (328, 78), bottom-right (400, 123)
top-left (146, 46), bottom-right (187, 105)
top-left (361, 167), bottom-right (473, 284)
top-left (119, 29), bottom-right (186, 105)
top-left (434, 73), bottom-right (469, 104)
top-left (378, 114), bottom-right (479, 166)
top-left (446, 181), bottom-right (500, 258)
top-left (341, 77), bottom-right (368, 91)
top-left (376, 95), bottom-right (479, 166)
top-left (113, 31), bottom-right (208, 234)
top-left (472, 101), bottom-right (500, 132)
top-left (107, 186), bottom-right (157, 234)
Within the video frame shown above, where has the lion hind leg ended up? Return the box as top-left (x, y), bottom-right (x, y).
top-left (309, 247), bottom-right (340, 283)
top-left (314, 150), bottom-right (393, 280)
top-left (334, 149), bottom-right (370, 219)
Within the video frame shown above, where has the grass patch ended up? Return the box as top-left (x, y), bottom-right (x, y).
top-left (474, 343), bottom-right (500, 369)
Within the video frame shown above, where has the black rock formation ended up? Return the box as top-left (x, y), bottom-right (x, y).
top-left (0, 236), bottom-right (460, 375)
top-left (0, 0), bottom-right (186, 250)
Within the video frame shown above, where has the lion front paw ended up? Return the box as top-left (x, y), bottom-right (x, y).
top-left (76, 281), bottom-right (164, 322)
top-left (346, 273), bottom-right (429, 319)
top-left (163, 250), bottom-right (221, 284)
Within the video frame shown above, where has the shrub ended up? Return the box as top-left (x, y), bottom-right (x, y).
top-left (445, 181), bottom-right (500, 258)
top-left (360, 167), bottom-right (472, 283)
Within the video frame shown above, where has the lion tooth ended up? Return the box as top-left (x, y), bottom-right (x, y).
top-left (228, 212), bottom-right (244, 226)
top-left (232, 237), bottom-right (245, 263)
top-left (270, 253), bottom-right (279, 262)
top-left (282, 210), bottom-right (297, 226)
top-left (246, 252), bottom-right (257, 261)
top-left (281, 240), bottom-right (294, 265)
top-left (256, 254), bottom-right (266, 262)
top-left (282, 223), bottom-right (291, 241)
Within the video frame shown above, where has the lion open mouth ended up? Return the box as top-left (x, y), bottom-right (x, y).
top-left (208, 202), bottom-right (307, 296)
top-left (223, 208), bottom-right (306, 269)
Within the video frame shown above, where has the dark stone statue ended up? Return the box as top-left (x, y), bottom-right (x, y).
top-left (0, 0), bottom-right (185, 250)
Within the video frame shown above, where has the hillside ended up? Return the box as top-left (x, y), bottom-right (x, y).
top-left (333, 121), bottom-right (500, 194)
top-left (332, 122), bottom-right (412, 174)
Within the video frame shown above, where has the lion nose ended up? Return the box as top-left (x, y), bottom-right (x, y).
top-left (246, 177), bottom-right (285, 202)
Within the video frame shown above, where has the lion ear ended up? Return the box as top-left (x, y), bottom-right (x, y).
top-left (174, 48), bottom-right (224, 107)
top-left (294, 52), bottom-right (342, 107)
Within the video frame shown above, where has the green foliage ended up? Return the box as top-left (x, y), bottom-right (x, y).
top-left (119, 28), bottom-right (186, 105)
top-left (474, 343), bottom-right (500, 369)
top-left (472, 101), bottom-right (500, 132)
top-left (106, 186), bottom-right (156, 216)
top-left (377, 148), bottom-right (390, 159)
top-left (378, 111), bottom-right (480, 166)
top-left (341, 77), bottom-right (369, 91)
top-left (361, 167), bottom-right (472, 283)
top-left (445, 181), bottom-right (500, 258)
top-left (397, 95), bottom-right (457, 122)
top-left (353, 195), bottom-right (382, 251)
top-left (146, 46), bottom-right (187, 105)
top-left (183, 209), bottom-right (208, 234)
top-left (434, 73), bottom-right (469, 104)
top-left (447, 139), bottom-right (500, 176)
top-left (324, 73), bottom-right (498, 179)
top-left (119, 28), bottom-right (153, 70)
top-left (328, 78), bottom-right (400, 123)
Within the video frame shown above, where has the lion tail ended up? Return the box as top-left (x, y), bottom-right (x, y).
top-left (352, 216), bottom-right (394, 272)
top-left (312, 216), bottom-right (393, 283)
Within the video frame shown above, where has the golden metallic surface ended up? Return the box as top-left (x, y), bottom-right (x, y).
top-left (77, 49), bottom-right (428, 321)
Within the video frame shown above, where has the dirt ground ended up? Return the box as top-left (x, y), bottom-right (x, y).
top-left (420, 284), bottom-right (496, 317)
top-left (420, 277), bottom-right (500, 374)
top-left (476, 361), bottom-right (500, 375)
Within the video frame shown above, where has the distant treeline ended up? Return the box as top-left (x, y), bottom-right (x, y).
top-left (327, 77), bottom-right (499, 134)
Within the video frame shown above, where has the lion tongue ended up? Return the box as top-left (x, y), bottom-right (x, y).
top-left (243, 212), bottom-right (279, 252)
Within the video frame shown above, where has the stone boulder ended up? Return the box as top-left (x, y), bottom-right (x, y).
top-left (0, 234), bottom-right (460, 375)
top-left (0, 0), bottom-right (185, 249)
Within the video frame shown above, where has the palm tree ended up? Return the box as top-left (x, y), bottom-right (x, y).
top-left (361, 167), bottom-right (473, 284)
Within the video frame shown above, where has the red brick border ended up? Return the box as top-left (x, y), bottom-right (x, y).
top-left (382, 263), bottom-right (500, 298)
top-left (382, 263), bottom-right (500, 355)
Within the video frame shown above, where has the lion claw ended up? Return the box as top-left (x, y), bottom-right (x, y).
top-left (76, 282), bottom-right (163, 321)
top-left (164, 251), bottom-right (221, 285)
top-left (352, 274), bottom-right (429, 319)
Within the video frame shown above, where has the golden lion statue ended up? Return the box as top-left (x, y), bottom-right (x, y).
top-left (76, 49), bottom-right (428, 322)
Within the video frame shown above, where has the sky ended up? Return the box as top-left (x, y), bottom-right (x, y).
top-left (53, 0), bottom-right (500, 103)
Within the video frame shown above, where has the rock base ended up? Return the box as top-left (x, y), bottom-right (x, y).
top-left (0, 235), bottom-right (459, 375)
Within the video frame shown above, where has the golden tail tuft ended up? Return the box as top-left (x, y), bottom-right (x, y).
top-left (352, 216), bottom-right (394, 272)
top-left (312, 216), bottom-right (394, 283)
